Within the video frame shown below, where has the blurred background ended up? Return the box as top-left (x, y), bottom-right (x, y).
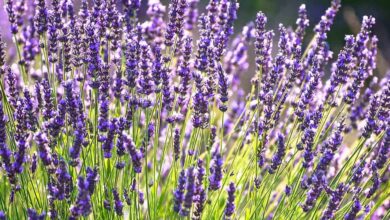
top-left (1, 0), bottom-right (389, 78)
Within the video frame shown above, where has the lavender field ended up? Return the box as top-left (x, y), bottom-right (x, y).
top-left (0, 0), bottom-right (389, 219)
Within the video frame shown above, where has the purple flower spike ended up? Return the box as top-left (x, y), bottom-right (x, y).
top-left (113, 188), bottom-right (124, 216)
top-left (269, 133), bottom-right (286, 174)
top-left (102, 119), bottom-right (117, 158)
top-left (137, 41), bottom-right (154, 96)
top-left (0, 211), bottom-right (5, 220)
top-left (12, 138), bottom-right (26, 174)
top-left (209, 149), bottom-right (223, 191)
top-left (6, 67), bottom-right (18, 109)
top-left (27, 208), bottom-right (45, 220)
top-left (185, 0), bottom-right (199, 31)
top-left (344, 197), bottom-right (361, 220)
top-left (180, 167), bottom-right (195, 217)
top-left (174, 128), bottom-right (181, 161)
top-left (123, 189), bottom-right (131, 206)
top-left (5, 0), bottom-right (18, 34)
top-left (0, 101), bottom-right (15, 184)
top-left (376, 124), bottom-right (389, 169)
top-left (34, 0), bottom-right (48, 35)
top-left (366, 161), bottom-right (380, 198)
top-left (362, 95), bottom-right (380, 138)
top-left (325, 35), bottom-right (355, 104)
top-left (224, 182), bottom-right (236, 218)
top-left (86, 167), bottom-right (99, 195)
top-left (55, 160), bottom-right (73, 200)
top-left (174, 169), bottom-right (186, 214)
top-left (34, 132), bottom-right (52, 167)
top-left (70, 176), bottom-right (92, 218)
top-left (321, 183), bottom-right (347, 220)
top-left (125, 135), bottom-right (143, 173)
top-left (23, 89), bottom-right (37, 132)
top-left (218, 64), bottom-right (229, 112)
top-left (254, 11), bottom-right (268, 69)
top-left (0, 35), bottom-right (5, 70)
top-left (69, 119), bottom-right (85, 166)
top-left (295, 4), bottom-right (309, 45)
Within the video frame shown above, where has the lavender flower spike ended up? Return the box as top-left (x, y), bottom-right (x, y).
top-left (174, 170), bottom-right (186, 214)
top-left (209, 149), bottom-right (223, 191)
top-left (180, 167), bottom-right (195, 217)
top-left (269, 133), bottom-right (286, 174)
top-left (224, 182), bottom-right (236, 219)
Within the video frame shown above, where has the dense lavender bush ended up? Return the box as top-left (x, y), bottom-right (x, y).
top-left (0, 0), bottom-right (389, 219)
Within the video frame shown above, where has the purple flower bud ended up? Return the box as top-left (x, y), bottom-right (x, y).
top-left (325, 35), bottom-right (355, 103)
top-left (269, 133), bottom-right (286, 174)
top-left (353, 16), bottom-right (375, 61)
top-left (174, 128), bottom-right (181, 161)
top-left (55, 160), bottom-right (73, 200)
top-left (362, 95), bottom-right (380, 138)
top-left (376, 124), bottom-right (389, 169)
top-left (34, 132), bottom-right (52, 167)
top-left (224, 182), bottom-right (236, 218)
top-left (113, 188), bottom-right (123, 216)
top-left (123, 189), bottom-right (131, 206)
top-left (180, 167), bottom-right (195, 216)
top-left (5, 0), bottom-right (18, 34)
top-left (295, 4), bottom-right (309, 45)
top-left (377, 81), bottom-right (389, 121)
top-left (218, 64), bottom-right (229, 112)
top-left (102, 119), bottom-right (117, 158)
top-left (125, 135), bottom-right (143, 173)
top-left (0, 35), bottom-right (5, 70)
top-left (177, 37), bottom-right (193, 105)
top-left (321, 183), bottom-right (347, 220)
top-left (137, 41), bottom-right (154, 95)
top-left (34, 83), bottom-right (42, 113)
top-left (103, 199), bottom-right (111, 211)
top-left (304, 0), bottom-right (340, 67)
top-left (30, 153), bottom-right (37, 173)
top-left (41, 79), bottom-right (54, 120)
top-left (192, 91), bottom-right (209, 129)
top-left (193, 188), bottom-right (206, 220)
top-left (285, 185), bottom-right (291, 196)
top-left (6, 67), bottom-right (18, 109)
top-left (0, 211), bottom-right (5, 220)
top-left (69, 119), bottom-right (86, 166)
top-left (195, 159), bottom-right (205, 197)
top-left (12, 137), bottom-right (26, 174)
top-left (302, 184), bottom-right (324, 212)
top-left (0, 101), bottom-right (15, 184)
top-left (23, 89), bottom-right (37, 132)
top-left (209, 149), bottom-right (223, 191)
top-left (115, 161), bottom-right (125, 170)
top-left (34, 0), bottom-right (48, 35)
top-left (70, 176), bottom-right (92, 218)
top-left (295, 59), bottom-right (321, 121)
top-left (351, 160), bottom-right (365, 186)
top-left (86, 167), bottom-right (99, 195)
top-left (195, 15), bottom-right (211, 72)
top-left (254, 12), bottom-right (268, 70)
top-left (138, 190), bottom-right (144, 205)
top-left (174, 169), bottom-right (186, 213)
top-left (185, 0), bottom-right (199, 31)
top-left (366, 161), bottom-right (380, 198)
top-left (344, 198), bottom-right (361, 220)
top-left (116, 132), bottom-right (126, 158)
top-left (27, 208), bottom-right (45, 220)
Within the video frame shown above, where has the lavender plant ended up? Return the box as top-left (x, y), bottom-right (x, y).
top-left (0, 0), bottom-right (389, 219)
